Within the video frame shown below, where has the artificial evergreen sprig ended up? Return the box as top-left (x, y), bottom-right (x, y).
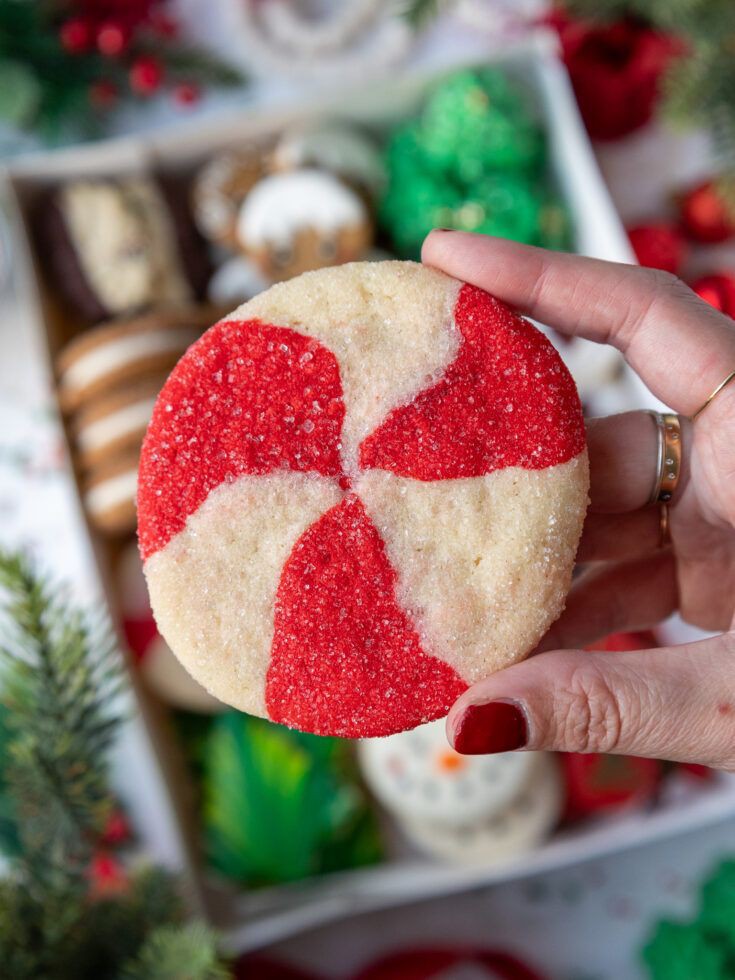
top-left (0, 550), bottom-right (123, 896)
top-left (0, 551), bottom-right (227, 979)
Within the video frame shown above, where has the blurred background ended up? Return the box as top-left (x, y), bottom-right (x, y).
top-left (1, 2), bottom-right (734, 978)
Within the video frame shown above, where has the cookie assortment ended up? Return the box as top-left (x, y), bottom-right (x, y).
top-left (34, 64), bottom-right (632, 875)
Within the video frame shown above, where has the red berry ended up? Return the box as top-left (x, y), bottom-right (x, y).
top-left (172, 82), bottom-right (201, 106)
top-left (628, 223), bottom-right (686, 275)
top-left (88, 851), bottom-right (128, 898)
top-left (97, 20), bottom-right (130, 57)
top-left (129, 56), bottom-right (164, 96)
top-left (60, 17), bottom-right (93, 54)
top-left (100, 809), bottom-right (131, 845)
top-left (691, 273), bottom-right (735, 318)
top-left (89, 79), bottom-right (118, 109)
top-left (679, 181), bottom-right (735, 244)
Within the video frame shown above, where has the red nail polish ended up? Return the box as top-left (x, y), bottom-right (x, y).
top-left (453, 699), bottom-right (528, 755)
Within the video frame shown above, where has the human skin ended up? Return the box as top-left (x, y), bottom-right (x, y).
top-left (422, 230), bottom-right (735, 768)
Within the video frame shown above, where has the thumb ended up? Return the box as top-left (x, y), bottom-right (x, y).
top-left (447, 633), bottom-right (735, 769)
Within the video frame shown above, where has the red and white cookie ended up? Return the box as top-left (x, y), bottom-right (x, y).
top-left (138, 261), bottom-right (588, 738)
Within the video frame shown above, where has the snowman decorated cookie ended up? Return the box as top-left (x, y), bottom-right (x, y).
top-left (359, 719), bottom-right (562, 864)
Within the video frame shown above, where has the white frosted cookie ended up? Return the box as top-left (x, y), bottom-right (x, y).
top-left (138, 261), bottom-right (589, 738)
top-left (358, 719), bottom-right (540, 827)
top-left (235, 168), bottom-right (372, 281)
top-left (402, 753), bottom-right (562, 865)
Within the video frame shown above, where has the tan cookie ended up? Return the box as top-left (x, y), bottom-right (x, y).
top-left (191, 147), bottom-right (263, 247)
top-left (84, 450), bottom-right (139, 536)
top-left (139, 261), bottom-right (588, 738)
top-left (72, 376), bottom-right (163, 470)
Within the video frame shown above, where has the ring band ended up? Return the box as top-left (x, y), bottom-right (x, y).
top-left (648, 412), bottom-right (682, 506)
top-left (692, 370), bottom-right (735, 420)
top-left (659, 503), bottom-right (671, 548)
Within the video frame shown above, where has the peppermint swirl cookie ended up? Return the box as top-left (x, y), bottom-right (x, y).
top-left (138, 261), bottom-right (588, 738)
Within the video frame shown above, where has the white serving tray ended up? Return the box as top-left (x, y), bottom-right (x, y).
top-left (6, 28), bottom-right (731, 954)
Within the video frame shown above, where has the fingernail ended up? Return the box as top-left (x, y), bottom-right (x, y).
top-left (452, 699), bottom-right (528, 755)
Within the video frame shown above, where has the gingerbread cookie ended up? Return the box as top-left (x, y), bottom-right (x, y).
top-left (138, 261), bottom-right (588, 738)
top-left (38, 176), bottom-right (209, 322)
top-left (235, 168), bottom-right (372, 281)
top-left (191, 147), bottom-right (263, 248)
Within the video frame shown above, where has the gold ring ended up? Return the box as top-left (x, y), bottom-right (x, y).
top-left (659, 504), bottom-right (671, 548)
top-left (648, 412), bottom-right (682, 506)
top-left (692, 370), bottom-right (735, 420)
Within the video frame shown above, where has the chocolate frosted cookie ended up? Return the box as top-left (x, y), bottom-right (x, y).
top-left (37, 175), bottom-right (209, 322)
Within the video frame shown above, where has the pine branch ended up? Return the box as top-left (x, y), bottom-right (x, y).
top-left (120, 923), bottom-right (227, 980)
top-left (399, 0), bottom-right (446, 29)
top-left (0, 551), bottom-right (124, 896)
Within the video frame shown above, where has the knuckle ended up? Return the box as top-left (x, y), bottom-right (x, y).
top-left (559, 661), bottom-right (627, 753)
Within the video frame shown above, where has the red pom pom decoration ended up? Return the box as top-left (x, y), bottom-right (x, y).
top-left (628, 223), bottom-right (686, 275)
top-left (691, 273), bottom-right (735, 318)
top-left (550, 14), bottom-right (678, 141)
top-left (679, 181), bottom-right (735, 243)
top-left (60, 17), bottom-right (93, 54)
top-left (129, 55), bottom-right (164, 96)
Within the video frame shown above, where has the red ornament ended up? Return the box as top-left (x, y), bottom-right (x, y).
top-left (691, 273), bottom-right (735, 318)
top-left (679, 181), bottom-right (735, 243)
top-left (129, 56), bottom-right (164, 96)
top-left (60, 17), bottom-right (93, 54)
top-left (561, 753), bottom-right (662, 823)
top-left (89, 79), bottom-right (118, 109)
top-left (97, 20), bottom-right (130, 57)
top-left (628, 223), bottom-right (686, 275)
top-left (172, 82), bottom-right (201, 106)
top-left (549, 14), bottom-right (679, 141)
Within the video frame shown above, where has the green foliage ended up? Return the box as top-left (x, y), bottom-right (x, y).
top-left (121, 923), bottom-right (227, 980)
top-left (0, 551), bottom-right (226, 979)
top-left (0, 0), bottom-right (242, 141)
top-left (700, 860), bottom-right (735, 946)
top-left (0, 550), bottom-right (123, 895)
top-left (642, 920), bottom-right (728, 980)
top-left (203, 711), bottom-right (382, 886)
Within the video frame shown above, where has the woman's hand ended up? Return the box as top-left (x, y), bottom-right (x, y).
top-left (422, 230), bottom-right (735, 768)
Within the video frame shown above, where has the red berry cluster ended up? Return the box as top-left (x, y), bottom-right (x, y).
top-left (58, 1), bottom-right (199, 108)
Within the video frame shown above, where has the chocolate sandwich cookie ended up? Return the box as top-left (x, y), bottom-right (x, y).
top-left (72, 375), bottom-right (162, 470)
top-left (57, 306), bottom-right (216, 414)
top-left (83, 450), bottom-right (139, 536)
top-left (37, 175), bottom-right (209, 322)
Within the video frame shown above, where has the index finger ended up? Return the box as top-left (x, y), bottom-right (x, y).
top-left (422, 231), bottom-right (735, 417)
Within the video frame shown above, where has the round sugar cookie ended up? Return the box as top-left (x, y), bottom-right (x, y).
top-left (138, 261), bottom-right (588, 738)
top-left (358, 719), bottom-right (540, 827)
top-left (402, 753), bottom-right (562, 865)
